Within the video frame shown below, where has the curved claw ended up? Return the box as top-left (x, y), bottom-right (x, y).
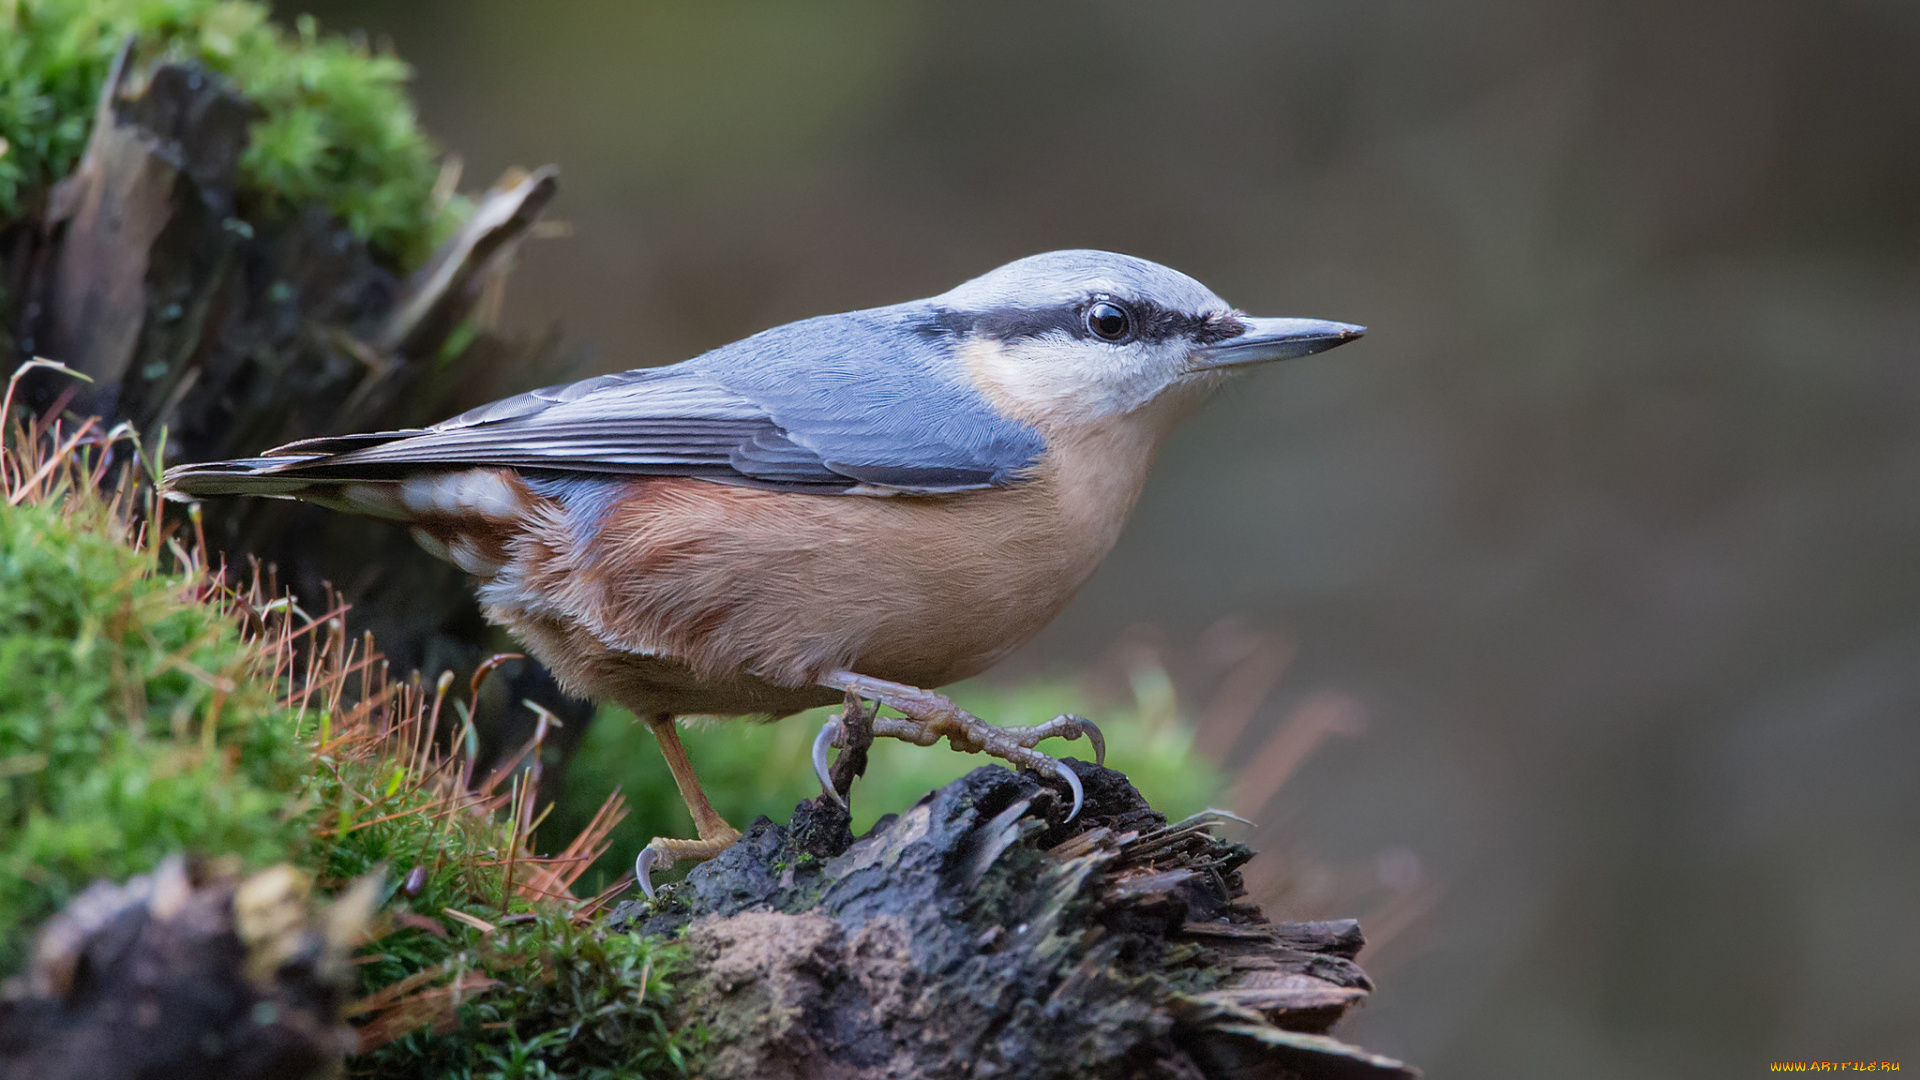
top-left (635, 845), bottom-right (666, 901)
top-left (1052, 759), bottom-right (1085, 822)
top-left (812, 714), bottom-right (847, 808)
top-left (1073, 716), bottom-right (1107, 768)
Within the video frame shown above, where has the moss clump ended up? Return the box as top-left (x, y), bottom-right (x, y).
top-left (357, 911), bottom-right (700, 1080)
top-left (313, 705), bottom-right (704, 1077)
top-left (0, 0), bottom-right (455, 264)
top-left (0, 489), bottom-right (310, 972)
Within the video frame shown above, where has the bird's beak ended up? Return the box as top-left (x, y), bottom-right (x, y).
top-left (1191, 317), bottom-right (1366, 371)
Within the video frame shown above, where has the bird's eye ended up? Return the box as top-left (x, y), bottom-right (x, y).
top-left (1086, 300), bottom-right (1133, 343)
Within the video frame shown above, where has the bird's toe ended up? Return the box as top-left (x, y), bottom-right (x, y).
top-left (634, 829), bottom-right (743, 900)
top-left (1050, 758), bottom-right (1085, 822)
top-left (811, 714), bottom-right (847, 808)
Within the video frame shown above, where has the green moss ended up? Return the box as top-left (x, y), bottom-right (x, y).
top-left (0, 492), bottom-right (310, 971)
top-left (0, 0), bottom-right (456, 265)
top-left (312, 725), bottom-right (703, 1076)
top-left (356, 912), bottom-right (701, 1080)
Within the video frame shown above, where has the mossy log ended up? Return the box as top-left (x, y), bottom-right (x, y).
top-left (613, 761), bottom-right (1415, 1080)
top-left (4, 764), bottom-right (1414, 1079)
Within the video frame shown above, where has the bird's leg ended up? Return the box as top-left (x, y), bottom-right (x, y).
top-left (817, 671), bottom-right (1105, 819)
top-left (634, 712), bottom-right (741, 899)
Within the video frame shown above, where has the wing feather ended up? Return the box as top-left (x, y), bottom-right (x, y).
top-left (168, 302), bottom-right (1045, 498)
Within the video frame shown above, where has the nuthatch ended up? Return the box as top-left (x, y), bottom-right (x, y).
top-left (166, 250), bottom-right (1364, 894)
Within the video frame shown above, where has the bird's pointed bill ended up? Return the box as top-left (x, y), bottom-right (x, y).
top-left (1192, 317), bottom-right (1366, 371)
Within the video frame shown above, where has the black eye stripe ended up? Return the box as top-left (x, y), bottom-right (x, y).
top-left (921, 302), bottom-right (1246, 345)
top-left (1144, 305), bottom-right (1247, 345)
top-left (917, 306), bottom-right (1080, 341)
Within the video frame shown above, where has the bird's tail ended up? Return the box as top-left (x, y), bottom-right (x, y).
top-left (162, 455), bottom-right (336, 500)
top-left (161, 429), bottom-right (428, 505)
top-left (162, 431), bottom-right (542, 542)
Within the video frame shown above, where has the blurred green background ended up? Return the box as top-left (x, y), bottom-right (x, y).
top-left (279, 1), bottom-right (1920, 1074)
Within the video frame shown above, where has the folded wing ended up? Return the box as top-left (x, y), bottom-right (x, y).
top-left (165, 304), bottom-right (1046, 498)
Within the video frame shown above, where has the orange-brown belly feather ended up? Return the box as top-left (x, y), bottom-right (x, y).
top-left (470, 438), bottom-right (1147, 717)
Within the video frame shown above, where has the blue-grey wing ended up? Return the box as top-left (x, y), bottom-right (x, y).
top-left (686, 304), bottom-right (1044, 489)
top-left (251, 303), bottom-right (1044, 493)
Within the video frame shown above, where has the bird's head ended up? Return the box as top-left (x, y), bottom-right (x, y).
top-left (926, 249), bottom-right (1363, 433)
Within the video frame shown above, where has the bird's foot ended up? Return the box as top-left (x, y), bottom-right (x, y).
top-left (816, 671), bottom-right (1104, 820)
top-left (634, 822), bottom-right (743, 901)
top-left (633, 711), bottom-right (745, 900)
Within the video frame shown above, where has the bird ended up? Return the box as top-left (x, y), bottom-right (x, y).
top-left (164, 249), bottom-right (1364, 895)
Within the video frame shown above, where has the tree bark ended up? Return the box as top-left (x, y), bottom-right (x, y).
top-left (613, 762), bottom-right (1416, 1080)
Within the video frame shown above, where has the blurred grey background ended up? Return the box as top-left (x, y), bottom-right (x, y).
top-left (284, 1), bottom-right (1920, 1074)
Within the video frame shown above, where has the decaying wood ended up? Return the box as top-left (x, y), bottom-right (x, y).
top-left (612, 761), bottom-right (1416, 1080)
top-left (1, 48), bottom-right (594, 789)
top-left (0, 857), bottom-right (370, 1080)
top-left (376, 165), bottom-right (557, 360)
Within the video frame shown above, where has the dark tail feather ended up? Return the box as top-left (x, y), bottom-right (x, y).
top-left (163, 427), bottom-right (432, 500)
top-left (162, 456), bottom-right (333, 499)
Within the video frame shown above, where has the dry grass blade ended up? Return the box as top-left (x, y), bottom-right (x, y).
top-left (353, 972), bottom-right (503, 1053)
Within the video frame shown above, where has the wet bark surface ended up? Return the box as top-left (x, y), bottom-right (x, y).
top-left (611, 761), bottom-right (1416, 1080)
